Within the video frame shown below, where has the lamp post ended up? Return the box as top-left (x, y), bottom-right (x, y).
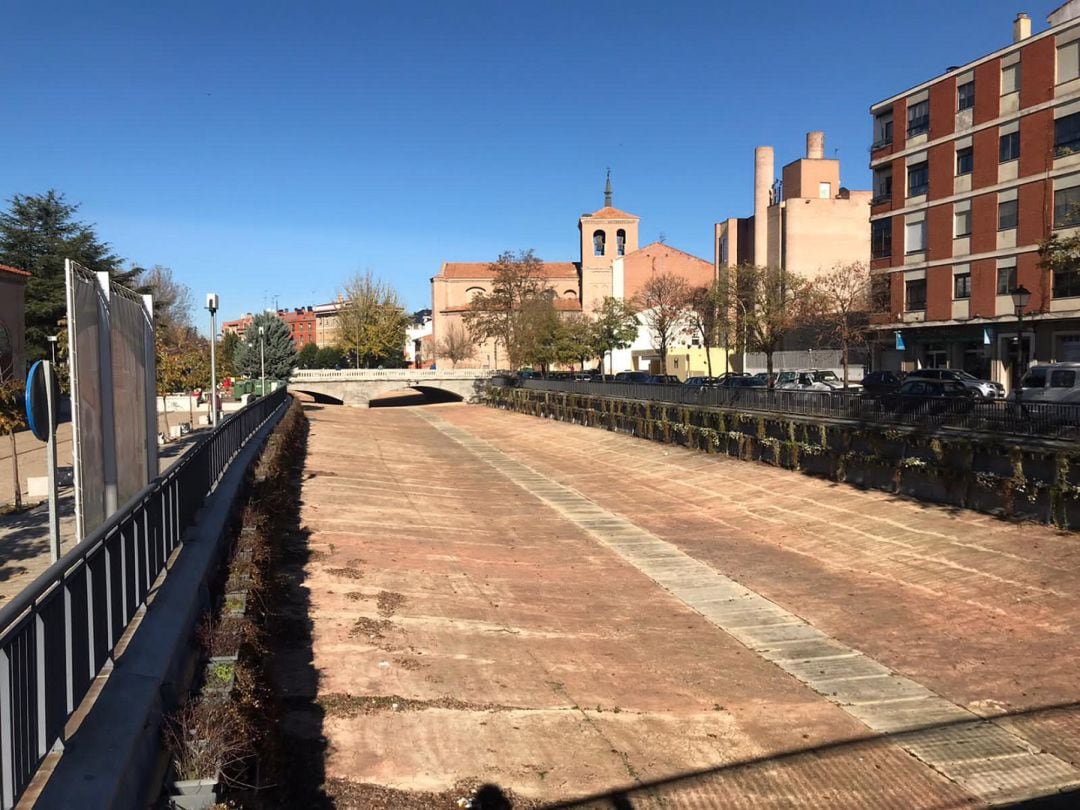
top-left (1011, 284), bottom-right (1031, 395)
top-left (206, 294), bottom-right (219, 427)
top-left (258, 325), bottom-right (266, 396)
top-left (46, 334), bottom-right (58, 366)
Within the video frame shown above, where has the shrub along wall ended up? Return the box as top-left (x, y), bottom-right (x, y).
top-left (486, 386), bottom-right (1080, 530)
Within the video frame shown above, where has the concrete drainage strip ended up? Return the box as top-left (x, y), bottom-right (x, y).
top-left (415, 410), bottom-right (1080, 807)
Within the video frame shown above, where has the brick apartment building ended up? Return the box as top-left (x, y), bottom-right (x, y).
top-left (869, 2), bottom-right (1080, 390)
top-left (221, 307), bottom-right (318, 347)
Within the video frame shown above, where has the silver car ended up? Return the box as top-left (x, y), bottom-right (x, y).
top-left (1013, 363), bottom-right (1080, 403)
top-left (776, 369), bottom-right (862, 392)
top-left (906, 368), bottom-right (1004, 399)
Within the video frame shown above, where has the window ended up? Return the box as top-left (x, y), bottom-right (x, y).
top-left (906, 279), bottom-right (927, 310)
top-left (873, 111), bottom-right (893, 147)
top-left (998, 199), bottom-right (1018, 230)
top-left (1002, 63), bottom-right (1020, 95)
top-left (997, 266), bottom-right (1017, 295)
top-left (954, 208), bottom-right (972, 237)
top-left (873, 167), bottom-right (892, 203)
top-left (819, 182), bottom-right (831, 199)
top-left (907, 161), bottom-right (928, 196)
top-left (956, 146), bottom-right (973, 175)
top-left (907, 99), bottom-right (929, 136)
top-left (592, 229), bottom-right (606, 256)
top-left (1058, 40), bottom-right (1080, 84)
top-left (957, 81), bottom-right (975, 111)
top-left (617, 229), bottom-right (626, 256)
top-left (1000, 131), bottom-right (1020, 162)
top-left (871, 219), bottom-right (892, 258)
top-left (1054, 112), bottom-right (1080, 156)
top-left (1054, 186), bottom-right (1080, 227)
top-left (719, 236), bottom-right (728, 264)
top-left (1051, 369), bottom-right (1078, 387)
top-left (905, 219), bottom-right (926, 253)
top-left (1054, 267), bottom-right (1080, 298)
top-left (954, 272), bottom-right (971, 299)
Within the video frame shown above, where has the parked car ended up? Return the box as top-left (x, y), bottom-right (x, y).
top-left (1011, 363), bottom-right (1080, 403)
top-left (776, 369), bottom-right (861, 392)
top-left (879, 379), bottom-right (975, 414)
top-left (645, 374), bottom-right (681, 385)
top-left (572, 372), bottom-right (594, 382)
top-left (905, 368), bottom-right (1003, 399)
top-left (718, 375), bottom-right (766, 388)
top-left (860, 370), bottom-right (905, 397)
top-left (613, 371), bottom-right (652, 383)
top-left (683, 376), bottom-right (723, 388)
top-left (750, 372), bottom-right (776, 387)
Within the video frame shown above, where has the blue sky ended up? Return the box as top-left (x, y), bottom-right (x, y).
top-left (1, 1), bottom-right (1054, 321)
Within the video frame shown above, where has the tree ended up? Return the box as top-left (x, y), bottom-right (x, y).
top-left (463, 250), bottom-right (550, 370)
top-left (315, 345), bottom-right (345, 369)
top-left (155, 325), bottom-right (210, 434)
top-left (557, 313), bottom-right (598, 371)
top-left (436, 321), bottom-right (476, 368)
top-left (336, 272), bottom-right (410, 368)
top-left (234, 313), bottom-right (297, 382)
top-left (592, 297), bottom-right (639, 378)
top-left (0, 361), bottom-right (24, 510)
top-left (735, 264), bottom-right (815, 382)
top-left (811, 262), bottom-right (871, 387)
top-left (219, 331), bottom-right (240, 378)
top-left (0, 191), bottom-right (132, 364)
top-left (687, 281), bottom-right (725, 378)
top-left (295, 342), bottom-right (320, 369)
top-left (135, 265), bottom-right (193, 333)
top-left (516, 295), bottom-right (562, 373)
top-left (636, 269), bottom-right (691, 375)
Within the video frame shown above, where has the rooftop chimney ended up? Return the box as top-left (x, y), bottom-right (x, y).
top-left (806, 131), bottom-right (825, 160)
top-left (1014, 12), bottom-right (1031, 42)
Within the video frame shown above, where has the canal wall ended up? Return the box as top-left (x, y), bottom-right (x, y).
top-left (485, 386), bottom-right (1080, 530)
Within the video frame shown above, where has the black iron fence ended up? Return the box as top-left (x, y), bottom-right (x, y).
top-left (0, 388), bottom-right (288, 808)
top-left (504, 379), bottom-right (1080, 439)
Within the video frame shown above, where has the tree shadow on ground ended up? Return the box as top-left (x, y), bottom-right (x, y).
top-left (0, 484), bottom-right (75, 588)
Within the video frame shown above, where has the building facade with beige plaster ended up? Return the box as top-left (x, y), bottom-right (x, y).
top-left (715, 131), bottom-right (871, 278)
top-left (430, 180), bottom-right (715, 375)
top-left (0, 265), bottom-right (29, 380)
top-left (868, 4), bottom-right (1080, 389)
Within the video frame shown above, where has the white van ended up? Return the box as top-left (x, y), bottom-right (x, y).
top-left (1014, 362), bottom-right (1080, 403)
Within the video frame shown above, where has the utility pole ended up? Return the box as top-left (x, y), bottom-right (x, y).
top-left (259, 325), bottom-right (266, 396)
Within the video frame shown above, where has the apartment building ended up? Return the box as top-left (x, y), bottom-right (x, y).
top-left (221, 307), bottom-right (318, 347)
top-left (869, 4), bottom-right (1080, 388)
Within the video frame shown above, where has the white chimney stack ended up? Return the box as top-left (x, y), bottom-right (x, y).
top-left (1014, 12), bottom-right (1032, 42)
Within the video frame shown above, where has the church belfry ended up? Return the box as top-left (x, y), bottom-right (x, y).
top-left (578, 171), bottom-right (640, 314)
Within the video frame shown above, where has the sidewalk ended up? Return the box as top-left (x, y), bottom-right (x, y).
top-left (0, 423), bottom-right (208, 603)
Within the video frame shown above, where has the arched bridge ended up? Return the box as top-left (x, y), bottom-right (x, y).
top-left (288, 368), bottom-right (495, 406)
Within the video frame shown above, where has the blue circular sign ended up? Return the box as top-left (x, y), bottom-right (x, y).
top-left (24, 360), bottom-right (55, 442)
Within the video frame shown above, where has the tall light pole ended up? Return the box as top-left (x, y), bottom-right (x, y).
top-left (46, 334), bottom-right (58, 366)
top-left (206, 294), bottom-right (219, 426)
top-left (258, 325), bottom-right (266, 396)
top-left (1011, 284), bottom-right (1031, 395)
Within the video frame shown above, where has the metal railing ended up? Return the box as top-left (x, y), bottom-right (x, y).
top-left (290, 368), bottom-right (495, 381)
top-left (0, 388), bottom-right (288, 808)
top-left (506, 379), bottom-right (1080, 439)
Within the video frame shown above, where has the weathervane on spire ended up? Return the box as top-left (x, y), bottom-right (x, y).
top-left (604, 168), bottom-right (612, 207)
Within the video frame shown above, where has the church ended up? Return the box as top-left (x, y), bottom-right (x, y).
top-left (430, 176), bottom-right (715, 373)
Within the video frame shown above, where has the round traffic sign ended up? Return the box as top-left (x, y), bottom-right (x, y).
top-left (24, 360), bottom-right (56, 442)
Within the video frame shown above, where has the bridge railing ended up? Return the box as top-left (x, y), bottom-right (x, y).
top-left (0, 388), bottom-right (288, 808)
top-left (290, 368), bottom-right (496, 380)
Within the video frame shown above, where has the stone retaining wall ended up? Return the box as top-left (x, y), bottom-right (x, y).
top-left (486, 386), bottom-right (1080, 530)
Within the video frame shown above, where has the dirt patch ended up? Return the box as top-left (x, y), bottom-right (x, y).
top-left (326, 567), bottom-right (363, 580)
top-left (345, 591), bottom-right (371, 602)
top-left (376, 590), bottom-right (406, 617)
top-left (395, 657), bottom-right (423, 671)
top-left (349, 617), bottom-right (392, 640)
top-left (319, 693), bottom-right (521, 717)
top-left (326, 777), bottom-right (542, 809)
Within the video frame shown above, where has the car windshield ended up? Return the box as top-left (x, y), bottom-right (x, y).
top-left (950, 370), bottom-right (978, 381)
top-left (812, 371), bottom-right (839, 382)
top-left (1021, 370), bottom-right (1046, 388)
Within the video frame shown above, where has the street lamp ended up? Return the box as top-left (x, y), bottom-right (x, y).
top-left (258, 325), bottom-right (266, 396)
top-left (1011, 284), bottom-right (1031, 393)
top-left (206, 294), bottom-right (219, 427)
top-left (46, 334), bottom-right (58, 366)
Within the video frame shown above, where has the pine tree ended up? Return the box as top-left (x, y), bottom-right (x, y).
top-left (0, 191), bottom-right (132, 363)
top-left (234, 313), bottom-right (297, 381)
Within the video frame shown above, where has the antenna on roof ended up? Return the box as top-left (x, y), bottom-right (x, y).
top-left (604, 168), bottom-right (612, 207)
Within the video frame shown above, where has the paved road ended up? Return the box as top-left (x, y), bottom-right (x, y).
top-left (280, 402), bottom-right (1080, 807)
